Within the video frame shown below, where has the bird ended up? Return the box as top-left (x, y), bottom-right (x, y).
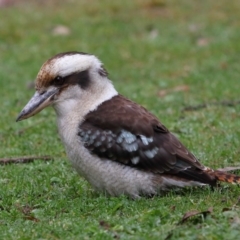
top-left (16, 51), bottom-right (240, 198)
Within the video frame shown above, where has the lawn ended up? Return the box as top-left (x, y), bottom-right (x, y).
top-left (0, 0), bottom-right (240, 239)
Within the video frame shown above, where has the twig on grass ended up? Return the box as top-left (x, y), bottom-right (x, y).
top-left (217, 166), bottom-right (240, 172)
top-left (0, 156), bottom-right (53, 165)
top-left (183, 100), bottom-right (240, 112)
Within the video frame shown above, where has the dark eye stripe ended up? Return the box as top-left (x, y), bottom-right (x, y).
top-left (51, 70), bottom-right (91, 90)
top-left (74, 70), bottom-right (90, 89)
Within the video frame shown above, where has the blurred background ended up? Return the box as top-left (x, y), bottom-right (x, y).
top-left (0, 0), bottom-right (240, 166)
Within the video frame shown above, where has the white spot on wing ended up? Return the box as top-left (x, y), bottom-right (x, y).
top-left (144, 147), bottom-right (158, 159)
top-left (140, 135), bottom-right (153, 146)
top-left (116, 135), bottom-right (124, 144)
top-left (122, 131), bottom-right (137, 144)
top-left (123, 142), bottom-right (138, 152)
top-left (94, 141), bottom-right (101, 147)
top-left (131, 156), bottom-right (140, 165)
top-left (81, 134), bottom-right (89, 143)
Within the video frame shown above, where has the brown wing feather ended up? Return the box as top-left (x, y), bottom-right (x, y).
top-left (79, 95), bottom-right (216, 185)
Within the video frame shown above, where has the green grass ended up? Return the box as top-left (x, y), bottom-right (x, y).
top-left (1, 0), bottom-right (240, 239)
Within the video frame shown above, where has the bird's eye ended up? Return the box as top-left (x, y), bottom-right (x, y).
top-left (52, 76), bottom-right (64, 85)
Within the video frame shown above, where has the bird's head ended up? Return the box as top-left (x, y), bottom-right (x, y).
top-left (16, 51), bottom-right (114, 121)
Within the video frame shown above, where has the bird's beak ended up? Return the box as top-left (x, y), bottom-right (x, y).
top-left (16, 88), bottom-right (58, 122)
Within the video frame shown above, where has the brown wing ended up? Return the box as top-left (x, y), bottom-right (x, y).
top-left (78, 95), bottom-right (216, 185)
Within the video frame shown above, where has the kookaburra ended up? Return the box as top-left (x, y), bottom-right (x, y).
top-left (17, 51), bottom-right (240, 198)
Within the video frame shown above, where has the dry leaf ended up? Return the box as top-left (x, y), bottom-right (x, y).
top-left (197, 37), bottom-right (210, 47)
top-left (170, 205), bottom-right (176, 212)
top-left (179, 207), bottom-right (213, 224)
top-left (222, 207), bottom-right (232, 212)
top-left (148, 29), bottom-right (158, 39)
top-left (24, 215), bottom-right (40, 222)
top-left (220, 62), bottom-right (228, 69)
top-left (99, 220), bottom-right (119, 239)
top-left (52, 25), bottom-right (71, 36)
top-left (99, 220), bottom-right (111, 230)
top-left (16, 204), bottom-right (40, 222)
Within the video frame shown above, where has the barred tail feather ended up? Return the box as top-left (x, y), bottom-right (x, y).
top-left (214, 171), bottom-right (240, 184)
